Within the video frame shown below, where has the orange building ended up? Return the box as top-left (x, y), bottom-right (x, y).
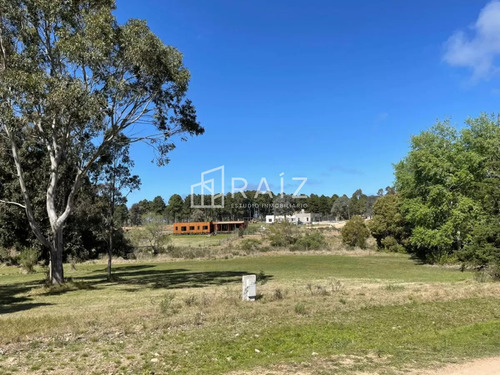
top-left (214, 221), bottom-right (246, 233)
top-left (173, 221), bottom-right (247, 235)
top-left (173, 222), bottom-right (213, 235)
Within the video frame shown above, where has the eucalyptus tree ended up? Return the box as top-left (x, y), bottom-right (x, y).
top-left (331, 194), bottom-right (350, 220)
top-left (97, 136), bottom-right (140, 280)
top-left (0, 0), bottom-right (203, 284)
top-left (349, 189), bottom-right (368, 217)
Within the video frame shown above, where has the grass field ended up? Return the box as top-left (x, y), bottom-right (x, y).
top-left (170, 233), bottom-right (233, 248)
top-left (1, 253), bottom-right (500, 374)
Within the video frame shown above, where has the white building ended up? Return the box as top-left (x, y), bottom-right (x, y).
top-left (265, 210), bottom-right (320, 224)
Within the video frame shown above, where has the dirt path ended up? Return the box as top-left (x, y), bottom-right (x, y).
top-left (415, 357), bottom-right (500, 375)
top-left (229, 356), bottom-right (500, 375)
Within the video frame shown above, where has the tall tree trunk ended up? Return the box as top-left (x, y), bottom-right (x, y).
top-left (107, 169), bottom-right (116, 281)
top-left (50, 227), bottom-right (64, 284)
top-left (107, 227), bottom-right (113, 281)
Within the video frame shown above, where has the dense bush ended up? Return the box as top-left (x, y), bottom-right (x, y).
top-left (381, 236), bottom-right (406, 253)
top-left (292, 231), bottom-right (327, 251)
top-left (18, 248), bottom-right (40, 273)
top-left (368, 194), bottom-right (407, 252)
top-left (341, 216), bottom-right (370, 248)
top-left (457, 220), bottom-right (500, 269)
top-left (243, 224), bottom-right (261, 235)
top-left (264, 223), bottom-right (329, 251)
top-left (0, 247), bottom-right (18, 265)
top-left (239, 238), bottom-right (263, 252)
top-left (267, 222), bottom-right (300, 247)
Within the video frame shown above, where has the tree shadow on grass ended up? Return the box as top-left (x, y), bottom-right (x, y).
top-left (82, 267), bottom-right (273, 290)
top-left (0, 266), bottom-right (273, 314)
top-left (0, 301), bottom-right (53, 314)
top-left (408, 253), bottom-right (426, 265)
top-left (90, 264), bottom-right (156, 273)
top-left (0, 280), bottom-right (53, 315)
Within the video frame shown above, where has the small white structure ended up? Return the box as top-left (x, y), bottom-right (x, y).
top-left (242, 274), bottom-right (257, 301)
top-left (265, 210), bottom-right (320, 224)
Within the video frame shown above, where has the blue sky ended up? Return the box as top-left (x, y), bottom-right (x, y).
top-left (114, 0), bottom-right (500, 204)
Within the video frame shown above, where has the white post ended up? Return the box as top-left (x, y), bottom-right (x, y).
top-left (242, 274), bottom-right (257, 301)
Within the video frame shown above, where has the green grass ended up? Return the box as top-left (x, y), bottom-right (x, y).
top-left (130, 253), bottom-right (467, 282)
top-left (0, 253), bottom-right (469, 286)
top-left (170, 233), bottom-right (232, 247)
top-left (0, 253), bottom-right (497, 375)
top-left (157, 298), bottom-right (500, 374)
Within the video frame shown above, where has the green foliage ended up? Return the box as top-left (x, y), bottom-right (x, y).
top-left (265, 224), bottom-right (334, 251)
top-left (368, 194), bottom-right (407, 252)
top-left (307, 194), bottom-right (334, 217)
top-left (158, 292), bottom-right (178, 316)
top-left (331, 194), bottom-right (350, 220)
top-left (240, 238), bottom-right (262, 252)
top-left (0, 139), bottom-right (134, 262)
top-left (128, 203), bottom-right (145, 226)
top-left (243, 223), bottom-right (260, 235)
top-left (0, 247), bottom-right (9, 263)
top-left (395, 114), bottom-right (500, 264)
top-left (380, 236), bottom-right (406, 253)
top-left (267, 221), bottom-right (300, 247)
top-left (128, 215), bottom-right (171, 256)
top-left (0, 247), bottom-right (17, 265)
top-left (349, 189), bottom-right (368, 217)
top-left (341, 216), bottom-right (370, 248)
top-left (150, 196), bottom-right (166, 215)
top-left (457, 220), bottom-right (500, 268)
top-left (18, 248), bottom-right (40, 273)
top-left (141, 214), bottom-right (171, 255)
top-left (294, 302), bottom-right (307, 315)
top-left (292, 231), bottom-right (327, 251)
top-left (487, 264), bottom-right (500, 281)
top-left (151, 190), bottom-right (374, 226)
top-left (0, 0), bottom-right (203, 283)
top-left (113, 204), bottom-right (130, 228)
top-left (167, 194), bottom-right (184, 222)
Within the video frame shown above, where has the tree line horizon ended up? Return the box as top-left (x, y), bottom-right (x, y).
top-left (124, 186), bottom-right (396, 226)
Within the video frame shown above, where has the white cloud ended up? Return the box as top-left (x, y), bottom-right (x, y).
top-left (443, 1), bottom-right (500, 80)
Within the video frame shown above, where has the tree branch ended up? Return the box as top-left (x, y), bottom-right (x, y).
top-left (0, 18), bottom-right (6, 73)
top-left (0, 199), bottom-right (26, 209)
top-left (3, 123), bottom-right (51, 249)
